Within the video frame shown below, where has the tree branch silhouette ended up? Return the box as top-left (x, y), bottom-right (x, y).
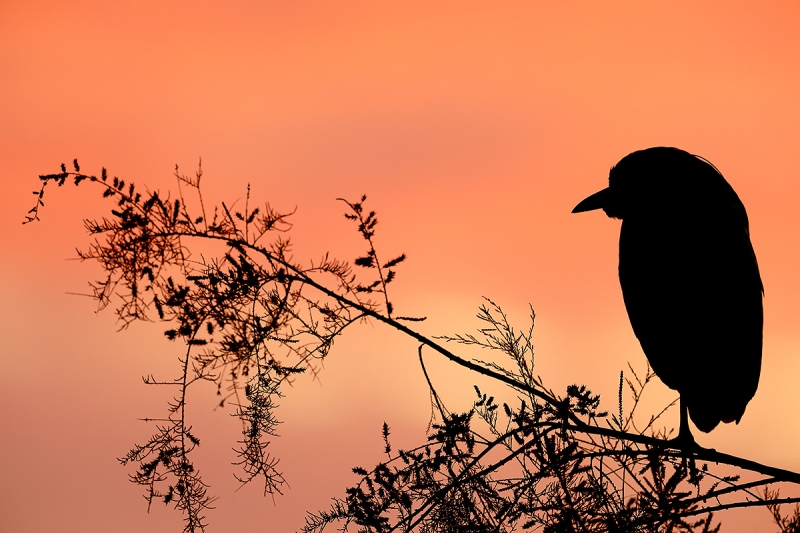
top-left (26, 161), bottom-right (800, 533)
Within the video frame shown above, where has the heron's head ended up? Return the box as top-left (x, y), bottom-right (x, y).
top-left (572, 147), bottom-right (725, 220)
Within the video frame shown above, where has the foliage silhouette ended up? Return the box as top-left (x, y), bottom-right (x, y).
top-left (25, 160), bottom-right (800, 532)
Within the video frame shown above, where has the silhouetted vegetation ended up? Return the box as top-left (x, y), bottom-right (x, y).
top-left (26, 161), bottom-right (800, 532)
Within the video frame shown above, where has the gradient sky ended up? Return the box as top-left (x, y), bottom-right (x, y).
top-left (3, 2), bottom-right (800, 531)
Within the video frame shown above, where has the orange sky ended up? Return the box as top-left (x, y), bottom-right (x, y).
top-left (3, 1), bottom-right (800, 531)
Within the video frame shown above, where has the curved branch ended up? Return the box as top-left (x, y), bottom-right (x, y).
top-left (154, 231), bottom-right (800, 488)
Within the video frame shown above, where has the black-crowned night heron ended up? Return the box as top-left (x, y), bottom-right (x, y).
top-left (573, 147), bottom-right (763, 444)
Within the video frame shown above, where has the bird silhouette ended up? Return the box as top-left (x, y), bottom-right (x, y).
top-left (573, 147), bottom-right (763, 445)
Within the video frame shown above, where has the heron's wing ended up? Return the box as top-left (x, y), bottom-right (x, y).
top-left (618, 212), bottom-right (762, 408)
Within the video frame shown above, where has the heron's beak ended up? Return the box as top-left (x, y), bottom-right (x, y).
top-left (572, 187), bottom-right (610, 213)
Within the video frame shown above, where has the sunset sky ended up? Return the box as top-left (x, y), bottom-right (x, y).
top-left (3, 2), bottom-right (800, 531)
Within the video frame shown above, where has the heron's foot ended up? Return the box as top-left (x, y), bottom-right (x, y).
top-left (664, 433), bottom-right (700, 451)
top-left (662, 429), bottom-right (714, 453)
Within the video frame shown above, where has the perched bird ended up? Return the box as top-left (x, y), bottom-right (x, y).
top-left (573, 147), bottom-right (763, 443)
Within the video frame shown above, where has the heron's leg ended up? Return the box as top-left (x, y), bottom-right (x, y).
top-left (678, 397), bottom-right (694, 444)
top-left (658, 397), bottom-right (714, 454)
top-left (664, 396), bottom-right (698, 450)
